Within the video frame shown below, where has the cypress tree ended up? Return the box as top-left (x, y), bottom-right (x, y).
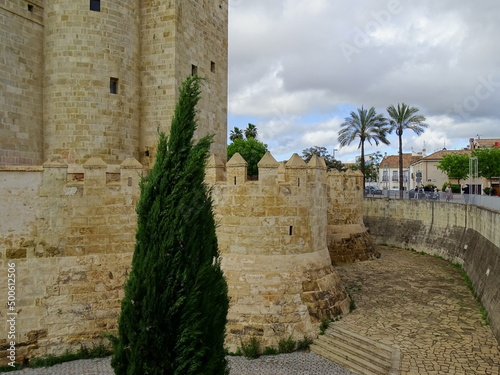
top-left (111, 76), bottom-right (229, 375)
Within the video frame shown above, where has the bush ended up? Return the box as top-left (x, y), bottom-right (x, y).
top-left (296, 336), bottom-right (313, 351)
top-left (278, 336), bottom-right (296, 353)
top-left (239, 337), bottom-right (262, 359)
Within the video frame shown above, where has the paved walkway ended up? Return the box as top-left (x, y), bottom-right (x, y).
top-left (3, 246), bottom-right (499, 374)
top-left (335, 246), bottom-right (500, 375)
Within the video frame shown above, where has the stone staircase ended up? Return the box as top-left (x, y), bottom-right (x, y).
top-left (310, 326), bottom-right (401, 375)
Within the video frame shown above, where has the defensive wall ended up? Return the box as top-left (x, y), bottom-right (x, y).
top-left (364, 198), bottom-right (500, 344)
top-left (0, 152), bottom-right (373, 363)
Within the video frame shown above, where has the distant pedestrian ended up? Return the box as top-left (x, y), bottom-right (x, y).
top-left (462, 184), bottom-right (470, 204)
top-left (445, 185), bottom-right (453, 202)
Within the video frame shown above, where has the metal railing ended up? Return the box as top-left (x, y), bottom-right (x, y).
top-left (364, 190), bottom-right (500, 212)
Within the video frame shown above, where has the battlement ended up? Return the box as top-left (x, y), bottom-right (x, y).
top-left (36, 156), bottom-right (144, 197)
top-left (206, 151), bottom-right (363, 187)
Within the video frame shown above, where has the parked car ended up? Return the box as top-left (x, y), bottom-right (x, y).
top-left (364, 186), bottom-right (383, 195)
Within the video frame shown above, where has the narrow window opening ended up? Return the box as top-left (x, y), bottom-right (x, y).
top-left (233, 176), bottom-right (237, 185)
top-left (211, 61), bottom-right (216, 73)
top-left (297, 178), bottom-right (301, 187)
top-left (191, 64), bottom-right (198, 76)
top-left (127, 177), bottom-right (132, 187)
top-left (90, 0), bottom-right (101, 12)
top-left (110, 77), bottom-right (118, 94)
top-left (28, 4), bottom-right (34, 12)
top-left (289, 226), bottom-right (293, 236)
top-left (145, 149), bottom-right (150, 157)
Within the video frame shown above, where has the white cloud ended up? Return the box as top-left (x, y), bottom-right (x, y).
top-left (228, 0), bottom-right (500, 163)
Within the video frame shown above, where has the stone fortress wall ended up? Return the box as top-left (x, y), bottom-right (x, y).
top-left (0, 152), bottom-right (373, 362)
top-left (0, 0), bottom-right (376, 363)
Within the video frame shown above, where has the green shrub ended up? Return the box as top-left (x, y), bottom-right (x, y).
top-left (277, 336), bottom-right (296, 353)
top-left (319, 318), bottom-right (331, 335)
top-left (262, 346), bottom-right (279, 355)
top-left (296, 336), bottom-right (313, 351)
top-left (239, 336), bottom-right (262, 359)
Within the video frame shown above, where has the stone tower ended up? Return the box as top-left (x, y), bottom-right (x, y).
top-left (0, 0), bottom-right (228, 166)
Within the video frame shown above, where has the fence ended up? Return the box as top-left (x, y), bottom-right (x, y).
top-left (365, 190), bottom-right (500, 212)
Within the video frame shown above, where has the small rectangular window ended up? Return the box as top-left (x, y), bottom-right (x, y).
top-left (110, 77), bottom-right (118, 94)
top-left (191, 64), bottom-right (198, 76)
top-left (90, 0), bottom-right (100, 12)
top-left (211, 61), bottom-right (215, 73)
top-left (28, 4), bottom-right (34, 12)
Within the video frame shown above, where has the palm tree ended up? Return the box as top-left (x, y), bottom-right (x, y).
top-left (338, 106), bottom-right (390, 189)
top-left (229, 127), bottom-right (243, 141)
top-left (244, 123), bottom-right (258, 139)
top-left (387, 103), bottom-right (428, 193)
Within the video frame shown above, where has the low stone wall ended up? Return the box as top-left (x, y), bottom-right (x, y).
top-left (364, 198), bottom-right (500, 344)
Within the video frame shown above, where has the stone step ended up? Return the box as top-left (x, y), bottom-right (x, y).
top-left (310, 343), bottom-right (384, 375)
top-left (318, 332), bottom-right (390, 370)
top-left (311, 326), bottom-right (401, 375)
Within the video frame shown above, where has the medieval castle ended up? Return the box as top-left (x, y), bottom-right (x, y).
top-left (0, 0), bottom-right (374, 362)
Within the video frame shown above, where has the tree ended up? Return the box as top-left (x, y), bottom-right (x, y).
top-left (338, 106), bottom-right (390, 188)
top-left (229, 127), bottom-right (243, 142)
top-left (111, 76), bottom-right (229, 375)
top-left (473, 147), bottom-right (500, 186)
top-left (244, 123), bottom-right (258, 139)
top-left (227, 137), bottom-right (268, 177)
top-left (436, 153), bottom-right (470, 183)
top-left (301, 146), bottom-right (347, 171)
top-left (387, 103), bottom-right (428, 194)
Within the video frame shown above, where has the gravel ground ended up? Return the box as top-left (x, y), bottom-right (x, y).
top-left (1, 353), bottom-right (356, 375)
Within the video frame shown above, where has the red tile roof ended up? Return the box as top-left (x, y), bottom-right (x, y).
top-left (418, 149), bottom-right (471, 161)
top-left (380, 153), bottom-right (423, 168)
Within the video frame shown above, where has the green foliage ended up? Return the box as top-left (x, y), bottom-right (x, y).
top-left (436, 153), bottom-right (470, 183)
top-left (386, 103), bottom-right (427, 192)
top-left (238, 337), bottom-right (262, 359)
top-left (301, 146), bottom-right (347, 172)
top-left (262, 346), bottom-right (279, 355)
top-left (319, 318), bottom-right (331, 335)
top-left (296, 336), bottom-right (313, 351)
top-left (111, 76), bottom-right (229, 375)
top-left (349, 296), bottom-right (357, 312)
top-left (244, 123), bottom-right (258, 139)
top-left (473, 147), bottom-right (500, 180)
top-left (29, 344), bottom-right (111, 368)
top-left (453, 263), bottom-right (489, 326)
top-left (277, 336), bottom-right (296, 353)
top-left (441, 182), bottom-right (461, 193)
top-left (227, 137), bottom-right (268, 177)
top-left (338, 106), bottom-right (390, 187)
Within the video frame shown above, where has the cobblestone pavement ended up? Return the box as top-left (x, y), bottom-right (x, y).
top-left (3, 245), bottom-right (499, 374)
top-left (335, 246), bottom-right (500, 375)
top-left (2, 353), bottom-right (355, 375)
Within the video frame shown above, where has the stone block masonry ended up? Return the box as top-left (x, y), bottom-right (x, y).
top-left (0, 151), bottom-right (373, 364)
top-left (1, 0), bottom-right (228, 167)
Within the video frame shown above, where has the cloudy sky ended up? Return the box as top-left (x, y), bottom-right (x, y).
top-left (227, 0), bottom-right (500, 163)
